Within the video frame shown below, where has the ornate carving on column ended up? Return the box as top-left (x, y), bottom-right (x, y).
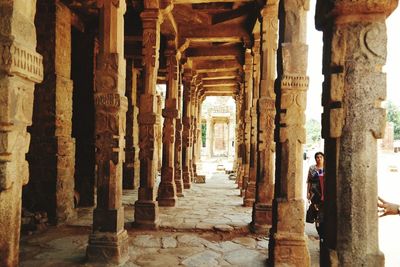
top-left (157, 45), bottom-right (178, 207)
top-left (241, 49), bottom-right (253, 197)
top-left (244, 31), bottom-right (261, 207)
top-left (251, 2), bottom-right (278, 234)
top-left (182, 71), bottom-right (193, 189)
top-left (0, 2), bottom-right (43, 265)
top-left (123, 63), bottom-right (140, 189)
top-left (269, 0), bottom-right (310, 266)
top-left (134, 8), bottom-right (161, 229)
top-left (175, 69), bottom-right (184, 197)
top-left (86, 1), bottom-right (129, 264)
top-left (316, 1), bottom-right (396, 266)
top-left (235, 86), bottom-right (245, 190)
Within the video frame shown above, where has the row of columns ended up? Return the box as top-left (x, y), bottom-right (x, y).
top-left (0, 0), bottom-right (397, 266)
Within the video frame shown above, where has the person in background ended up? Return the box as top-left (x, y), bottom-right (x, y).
top-left (307, 152), bottom-right (325, 238)
top-left (378, 197), bottom-right (400, 217)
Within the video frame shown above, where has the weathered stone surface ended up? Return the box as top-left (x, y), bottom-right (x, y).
top-left (161, 236), bottom-right (177, 248)
top-left (131, 235), bottom-right (161, 248)
top-left (181, 250), bottom-right (221, 267)
top-left (224, 248), bottom-right (266, 267)
top-left (136, 253), bottom-right (180, 267)
top-left (232, 237), bottom-right (257, 248)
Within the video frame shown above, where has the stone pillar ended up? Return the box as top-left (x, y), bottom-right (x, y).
top-left (134, 8), bottom-right (161, 229)
top-left (268, 1), bottom-right (310, 266)
top-left (206, 114), bottom-right (213, 157)
top-left (316, 1), bottom-right (396, 266)
top-left (86, 1), bottom-right (129, 264)
top-left (157, 44), bottom-right (178, 207)
top-left (174, 71), bottom-right (184, 197)
top-left (251, 2), bottom-right (278, 234)
top-left (244, 32), bottom-right (261, 207)
top-left (188, 86), bottom-right (197, 181)
top-left (242, 49), bottom-right (253, 197)
top-left (27, 0), bottom-right (75, 224)
top-left (191, 92), bottom-right (199, 179)
top-left (236, 89), bottom-right (245, 190)
top-left (156, 93), bottom-right (163, 172)
top-left (0, 1), bottom-right (43, 265)
top-left (182, 72), bottom-right (192, 189)
top-left (123, 61), bottom-right (140, 189)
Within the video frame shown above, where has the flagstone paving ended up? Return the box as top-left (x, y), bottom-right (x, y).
top-left (19, 159), bottom-right (320, 266)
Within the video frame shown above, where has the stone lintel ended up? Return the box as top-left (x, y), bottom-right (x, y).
top-left (86, 230), bottom-right (129, 265)
top-left (133, 200), bottom-right (160, 229)
top-left (93, 207), bottom-right (125, 233)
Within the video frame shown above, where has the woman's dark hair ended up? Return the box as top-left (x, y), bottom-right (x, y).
top-left (314, 151), bottom-right (324, 160)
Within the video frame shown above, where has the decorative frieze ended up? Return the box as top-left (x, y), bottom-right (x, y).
top-left (0, 41), bottom-right (43, 83)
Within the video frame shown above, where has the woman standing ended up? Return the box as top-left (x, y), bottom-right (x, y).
top-left (306, 151), bottom-right (325, 238)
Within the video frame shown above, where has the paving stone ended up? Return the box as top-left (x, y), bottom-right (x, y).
top-left (232, 237), bottom-right (257, 248)
top-left (131, 235), bottom-right (161, 248)
top-left (257, 239), bottom-right (269, 249)
top-left (219, 241), bottom-right (243, 252)
top-left (181, 250), bottom-right (221, 267)
top-left (177, 234), bottom-right (206, 247)
top-left (161, 236), bottom-right (177, 248)
top-left (160, 247), bottom-right (205, 259)
top-left (223, 248), bottom-right (267, 267)
top-left (135, 253), bottom-right (180, 267)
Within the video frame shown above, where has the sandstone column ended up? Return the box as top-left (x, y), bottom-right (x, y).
top-left (244, 32), bottom-right (261, 207)
top-left (134, 8), bottom-right (161, 228)
top-left (182, 71), bottom-right (192, 189)
top-left (157, 43), bottom-right (179, 206)
top-left (123, 62), bottom-right (140, 189)
top-left (174, 70), bottom-right (184, 197)
top-left (241, 49), bottom-right (253, 197)
top-left (268, 0), bottom-right (310, 266)
top-left (0, 1), bottom-right (43, 265)
top-left (86, 1), bottom-right (129, 264)
top-left (316, 0), bottom-right (396, 265)
top-left (251, 2), bottom-right (278, 234)
top-left (206, 113), bottom-right (213, 157)
top-left (28, 0), bottom-right (75, 224)
top-left (236, 88), bottom-right (245, 190)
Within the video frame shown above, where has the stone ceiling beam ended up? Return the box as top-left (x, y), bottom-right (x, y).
top-left (193, 59), bottom-right (241, 72)
top-left (186, 45), bottom-right (243, 58)
top-left (202, 79), bottom-right (238, 87)
top-left (199, 71), bottom-right (239, 80)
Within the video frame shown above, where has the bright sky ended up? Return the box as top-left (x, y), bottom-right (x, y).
top-left (306, 1), bottom-right (400, 120)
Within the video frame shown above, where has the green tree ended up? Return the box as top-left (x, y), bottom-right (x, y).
top-left (201, 123), bottom-right (206, 147)
top-left (386, 101), bottom-right (400, 140)
top-left (306, 118), bottom-right (321, 147)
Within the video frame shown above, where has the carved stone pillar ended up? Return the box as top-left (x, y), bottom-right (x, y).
top-left (123, 61), bottom-right (140, 189)
top-left (236, 88), bottom-right (245, 189)
top-left (244, 32), bottom-right (261, 207)
top-left (157, 45), bottom-right (178, 207)
top-left (156, 93), bottom-right (163, 172)
top-left (316, 1), bottom-right (396, 265)
top-left (251, 2), bottom-right (278, 234)
top-left (242, 49), bottom-right (253, 197)
top-left (0, 1), bottom-right (43, 265)
top-left (134, 8), bottom-right (161, 229)
top-left (86, 2), bottom-right (129, 264)
top-left (268, 1), bottom-right (310, 266)
top-left (27, 1), bottom-right (75, 224)
top-left (182, 72), bottom-right (192, 189)
top-left (174, 72), bottom-right (184, 197)
top-left (191, 92), bottom-right (199, 179)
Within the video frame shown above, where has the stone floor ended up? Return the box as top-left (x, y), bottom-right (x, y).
top-left (19, 158), bottom-right (320, 266)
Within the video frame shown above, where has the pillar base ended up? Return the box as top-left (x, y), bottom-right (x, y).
top-left (157, 181), bottom-right (177, 207)
top-left (269, 232), bottom-right (310, 267)
top-left (250, 203), bottom-right (272, 234)
top-left (134, 200), bottom-right (159, 229)
top-left (177, 192), bottom-right (185, 197)
top-left (157, 195), bottom-right (177, 207)
top-left (86, 230), bottom-right (129, 265)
